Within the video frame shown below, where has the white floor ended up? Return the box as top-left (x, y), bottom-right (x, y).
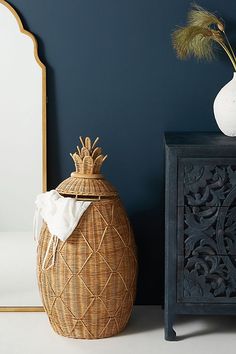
top-left (1, 306), bottom-right (236, 354)
top-left (0, 232), bottom-right (41, 306)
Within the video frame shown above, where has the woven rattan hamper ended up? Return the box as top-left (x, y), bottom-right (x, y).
top-left (37, 137), bottom-right (137, 339)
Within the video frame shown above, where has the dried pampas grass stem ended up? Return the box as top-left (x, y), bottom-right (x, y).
top-left (172, 3), bottom-right (236, 71)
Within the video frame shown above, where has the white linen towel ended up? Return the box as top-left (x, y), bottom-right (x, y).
top-left (34, 190), bottom-right (91, 270)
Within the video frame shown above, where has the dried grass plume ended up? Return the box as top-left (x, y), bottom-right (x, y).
top-left (172, 3), bottom-right (236, 70)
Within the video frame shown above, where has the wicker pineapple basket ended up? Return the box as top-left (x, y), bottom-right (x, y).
top-left (37, 137), bottom-right (137, 339)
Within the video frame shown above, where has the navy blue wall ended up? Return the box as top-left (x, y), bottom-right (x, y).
top-left (9, 0), bottom-right (236, 304)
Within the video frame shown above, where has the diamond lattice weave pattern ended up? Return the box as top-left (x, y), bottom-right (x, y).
top-left (37, 198), bottom-right (137, 339)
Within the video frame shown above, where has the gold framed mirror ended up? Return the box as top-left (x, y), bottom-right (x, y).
top-left (0, 0), bottom-right (46, 312)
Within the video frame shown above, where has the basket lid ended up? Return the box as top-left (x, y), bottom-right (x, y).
top-left (56, 137), bottom-right (118, 197)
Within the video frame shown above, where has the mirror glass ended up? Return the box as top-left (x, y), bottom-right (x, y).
top-left (0, 1), bottom-right (46, 309)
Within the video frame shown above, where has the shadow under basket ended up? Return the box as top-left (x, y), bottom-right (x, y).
top-left (37, 137), bottom-right (138, 339)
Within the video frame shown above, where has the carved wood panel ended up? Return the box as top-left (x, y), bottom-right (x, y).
top-left (181, 161), bottom-right (236, 206)
top-left (178, 160), bottom-right (236, 302)
top-left (178, 255), bottom-right (236, 302)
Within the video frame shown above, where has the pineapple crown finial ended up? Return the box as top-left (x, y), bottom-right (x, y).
top-left (70, 137), bottom-right (107, 176)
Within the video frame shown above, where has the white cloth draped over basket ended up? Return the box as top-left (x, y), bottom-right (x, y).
top-left (34, 190), bottom-right (91, 270)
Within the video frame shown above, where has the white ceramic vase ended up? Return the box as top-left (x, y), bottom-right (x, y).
top-left (213, 72), bottom-right (236, 137)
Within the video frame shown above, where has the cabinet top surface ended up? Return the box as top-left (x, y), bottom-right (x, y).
top-left (165, 132), bottom-right (236, 147)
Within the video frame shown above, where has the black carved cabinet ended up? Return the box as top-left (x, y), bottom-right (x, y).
top-left (165, 132), bottom-right (236, 340)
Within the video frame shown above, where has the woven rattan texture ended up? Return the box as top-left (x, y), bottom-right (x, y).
top-left (37, 198), bottom-right (137, 339)
top-left (56, 177), bottom-right (117, 197)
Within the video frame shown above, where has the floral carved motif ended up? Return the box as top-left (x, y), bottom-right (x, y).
top-left (182, 164), bottom-right (236, 299)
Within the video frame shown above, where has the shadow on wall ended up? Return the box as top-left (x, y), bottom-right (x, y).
top-left (130, 175), bottom-right (165, 305)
